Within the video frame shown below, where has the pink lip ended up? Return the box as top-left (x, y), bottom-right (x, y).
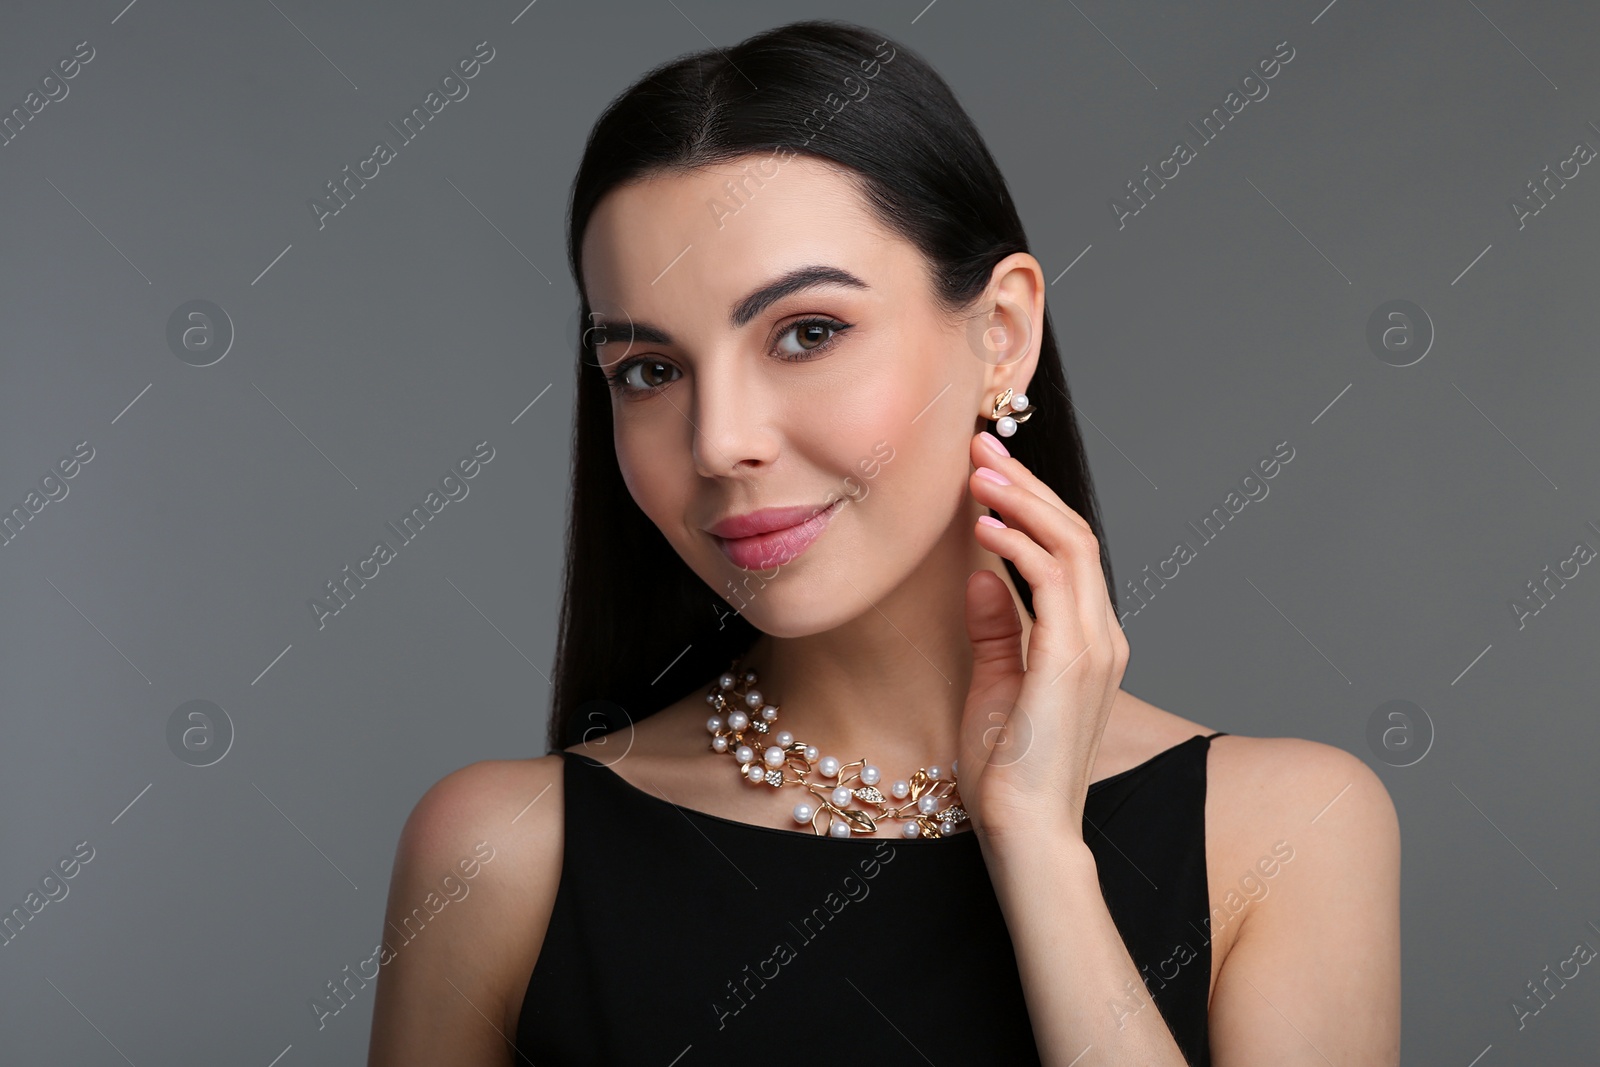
top-left (708, 499), bottom-right (844, 569)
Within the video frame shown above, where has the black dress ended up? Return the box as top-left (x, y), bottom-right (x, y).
top-left (517, 731), bottom-right (1226, 1065)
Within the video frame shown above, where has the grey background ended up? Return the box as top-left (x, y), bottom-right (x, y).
top-left (1, 0), bottom-right (1596, 1063)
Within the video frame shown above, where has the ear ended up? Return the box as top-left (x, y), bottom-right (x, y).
top-left (973, 252), bottom-right (1046, 406)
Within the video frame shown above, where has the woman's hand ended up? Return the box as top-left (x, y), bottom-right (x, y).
top-left (956, 429), bottom-right (1130, 848)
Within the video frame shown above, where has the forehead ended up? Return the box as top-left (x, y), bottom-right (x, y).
top-left (580, 156), bottom-right (915, 327)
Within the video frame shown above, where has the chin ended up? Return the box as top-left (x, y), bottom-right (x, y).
top-left (734, 589), bottom-right (866, 638)
top-left (700, 548), bottom-right (880, 637)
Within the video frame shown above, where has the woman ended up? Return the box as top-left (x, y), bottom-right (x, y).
top-left (368, 20), bottom-right (1400, 1066)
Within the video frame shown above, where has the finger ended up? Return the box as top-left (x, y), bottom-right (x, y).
top-left (972, 431), bottom-right (1091, 532)
top-left (969, 466), bottom-right (1081, 559)
top-left (969, 450), bottom-right (1117, 647)
top-left (972, 517), bottom-right (1088, 682)
top-left (965, 568), bottom-right (1024, 693)
top-left (971, 468), bottom-right (1111, 652)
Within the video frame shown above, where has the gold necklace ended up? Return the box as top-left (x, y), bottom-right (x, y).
top-left (703, 661), bottom-right (970, 839)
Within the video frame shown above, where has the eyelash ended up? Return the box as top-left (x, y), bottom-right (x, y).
top-left (603, 317), bottom-right (853, 397)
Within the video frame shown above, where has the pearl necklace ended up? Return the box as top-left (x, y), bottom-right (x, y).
top-left (703, 662), bottom-right (970, 839)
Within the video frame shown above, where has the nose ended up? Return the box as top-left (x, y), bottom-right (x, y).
top-left (689, 358), bottom-right (780, 480)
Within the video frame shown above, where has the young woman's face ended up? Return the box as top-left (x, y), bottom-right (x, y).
top-left (580, 154), bottom-right (1029, 636)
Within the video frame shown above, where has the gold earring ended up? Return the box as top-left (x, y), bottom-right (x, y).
top-left (989, 388), bottom-right (1036, 437)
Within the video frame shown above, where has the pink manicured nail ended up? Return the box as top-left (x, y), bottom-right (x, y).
top-left (978, 431), bottom-right (1009, 458)
top-left (978, 515), bottom-right (1006, 528)
top-left (975, 465), bottom-right (1010, 486)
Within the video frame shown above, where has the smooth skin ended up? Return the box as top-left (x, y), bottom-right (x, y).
top-left (368, 156), bottom-right (1400, 1065)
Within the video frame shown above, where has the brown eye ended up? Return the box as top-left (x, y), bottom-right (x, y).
top-left (632, 361), bottom-right (675, 388)
top-left (775, 318), bottom-right (851, 361)
top-left (607, 358), bottom-right (681, 395)
top-left (797, 322), bottom-right (829, 349)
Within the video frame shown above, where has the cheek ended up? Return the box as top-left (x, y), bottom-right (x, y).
top-left (829, 392), bottom-right (966, 526)
top-left (615, 430), bottom-right (681, 528)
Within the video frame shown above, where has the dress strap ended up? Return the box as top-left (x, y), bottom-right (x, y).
top-left (1203, 730), bottom-right (1228, 739)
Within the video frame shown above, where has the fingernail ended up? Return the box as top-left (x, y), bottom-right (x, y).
top-left (978, 515), bottom-right (1006, 528)
top-left (975, 465), bottom-right (1010, 486)
top-left (978, 430), bottom-right (1009, 458)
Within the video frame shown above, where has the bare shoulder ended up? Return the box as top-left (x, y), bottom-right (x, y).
top-left (1201, 733), bottom-right (1402, 1064)
top-left (1204, 733), bottom-right (1400, 855)
top-left (367, 755), bottom-right (567, 1067)
top-left (1202, 733), bottom-right (1400, 907)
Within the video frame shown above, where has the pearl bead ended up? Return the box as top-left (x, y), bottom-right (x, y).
top-left (804, 745), bottom-right (819, 762)
top-left (997, 415), bottom-right (1017, 437)
top-left (831, 785), bottom-right (854, 807)
top-left (941, 819), bottom-right (956, 835)
top-left (727, 710), bottom-right (749, 731)
top-left (819, 756), bottom-right (840, 778)
top-left (712, 736), bottom-right (728, 752)
top-left (917, 794), bottom-right (939, 815)
top-left (952, 759), bottom-right (959, 776)
top-left (764, 746), bottom-right (785, 768)
top-left (829, 819), bottom-right (851, 838)
top-left (747, 764), bottom-right (766, 783)
top-left (901, 820), bottom-right (921, 838)
top-left (891, 780), bottom-right (910, 799)
top-left (761, 705), bottom-right (779, 721)
top-left (860, 765), bottom-right (880, 785)
top-left (706, 715), bottom-right (723, 734)
top-left (1011, 392), bottom-right (1029, 411)
top-left (793, 802), bottom-right (813, 824)
top-left (928, 765), bottom-right (942, 780)
top-left (719, 672), bottom-right (736, 690)
top-left (775, 730), bottom-right (794, 747)
top-left (745, 689), bottom-right (763, 709)
top-left (734, 744), bottom-right (754, 764)
top-left (705, 692), bottom-right (717, 705)
top-left (742, 669), bottom-right (757, 684)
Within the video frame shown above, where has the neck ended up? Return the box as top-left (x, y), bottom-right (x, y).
top-left (734, 492), bottom-right (1034, 776)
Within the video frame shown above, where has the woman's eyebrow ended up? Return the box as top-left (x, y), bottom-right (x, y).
top-left (595, 265), bottom-right (869, 345)
top-left (729, 264), bottom-right (869, 327)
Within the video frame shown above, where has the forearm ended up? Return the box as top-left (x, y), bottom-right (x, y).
top-left (979, 826), bottom-right (1190, 1067)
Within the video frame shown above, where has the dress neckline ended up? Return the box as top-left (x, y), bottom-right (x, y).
top-left (560, 731), bottom-right (1223, 844)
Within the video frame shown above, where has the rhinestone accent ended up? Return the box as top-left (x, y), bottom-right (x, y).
top-left (704, 660), bottom-right (966, 838)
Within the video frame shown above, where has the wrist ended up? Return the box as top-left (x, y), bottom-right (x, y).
top-left (976, 816), bottom-right (1094, 872)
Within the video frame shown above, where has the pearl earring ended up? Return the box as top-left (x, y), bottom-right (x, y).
top-left (989, 387), bottom-right (1036, 437)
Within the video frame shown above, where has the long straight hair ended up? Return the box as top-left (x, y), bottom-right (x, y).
top-left (548, 19), bottom-right (1116, 752)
